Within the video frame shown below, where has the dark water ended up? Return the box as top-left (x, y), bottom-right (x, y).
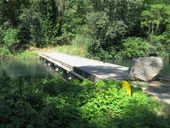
top-left (161, 57), bottom-right (170, 76)
top-left (0, 57), bottom-right (50, 78)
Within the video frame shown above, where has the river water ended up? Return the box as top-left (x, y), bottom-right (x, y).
top-left (0, 57), bottom-right (50, 78)
top-left (0, 57), bottom-right (169, 78)
top-left (161, 57), bottom-right (170, 76)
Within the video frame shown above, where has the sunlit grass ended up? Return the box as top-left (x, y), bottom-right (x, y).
top-left (55, 44), bottom-right (88, 57)
top-left (55, 34), bottom-right (91, 57)
top-left (15, 50), bottom-right (38, 58)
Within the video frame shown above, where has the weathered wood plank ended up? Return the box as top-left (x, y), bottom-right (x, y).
top-left (39, 52), bottom-right (170, 104)
top-left (39, 52), bottom-right (129, 81)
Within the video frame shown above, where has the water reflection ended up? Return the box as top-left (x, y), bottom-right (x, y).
top-left (0, 58), bottom-right (50, 78)
top-left (161, 57), bottom-right (170, 76)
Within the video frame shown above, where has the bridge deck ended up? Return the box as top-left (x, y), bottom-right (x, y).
top-left (39, 52), bottom-right (129, 81)
top-left (39, 52), bottom-right (170, 104)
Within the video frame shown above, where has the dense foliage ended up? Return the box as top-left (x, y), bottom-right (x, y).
top-left (87, 0), bottom-right (170, 59)
top-left (0, 0), bottom-right (169, 58)
top-left (0, 73), bottom-right (170, 128)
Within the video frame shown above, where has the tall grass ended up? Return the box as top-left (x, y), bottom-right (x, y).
top-left (56, 34), bottom-right (92, 57)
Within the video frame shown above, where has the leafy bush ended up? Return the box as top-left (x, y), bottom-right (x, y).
top-left (73, 34), bottom-right (92, 47)
top-left (149, 43), bottom-right (168, 57)
top-left (0, 46), bottom-right (11, 58)
top-left (0, 26), bottom-right (3, 44)
top-left (2, 28), bottom-right (19, 50)
top-left (56, 33), bottom-right (75, 46)
top-left (116, 37), bottom-right (150, 59)
top-left (148, 35), bottom-right (168, 56)
top-left (0, 73), bottom-right (169, 128)
top-left (40, 18), bottom-right (59, 47)
top-left (0, 27), bottom-right (12, 57)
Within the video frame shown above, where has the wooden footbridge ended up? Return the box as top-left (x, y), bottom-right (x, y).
top-left (39, 52), bottom-right (129, 81)
top-left (39, 52), bottom-right (170, 104)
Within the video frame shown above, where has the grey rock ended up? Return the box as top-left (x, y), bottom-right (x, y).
top-left (129, 57), bottom-right (163, 82)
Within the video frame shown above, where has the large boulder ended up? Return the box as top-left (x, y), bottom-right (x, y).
top-left (129, 57), bottom-right (163, 82)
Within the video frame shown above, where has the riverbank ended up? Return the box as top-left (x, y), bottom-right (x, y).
top-left (13, 44), bottom-right (87, 59)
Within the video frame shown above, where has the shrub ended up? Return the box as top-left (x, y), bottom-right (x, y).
top-left (0, 74), bottom-right (169, 128)
top-left (148, 35), bottom-right (168, 56)
top-left (2, 28), bottom-right (19, 51)
top-left (116, 37), bottom-right (150, 59)
top-left (56, 33), bottom-right (75, 46)
top-left (73, 34), bottom-right (92, 47)
top-left (0, 46), bottom-right (11, 58)
top-left (0, 26), bottom-right (3, 43)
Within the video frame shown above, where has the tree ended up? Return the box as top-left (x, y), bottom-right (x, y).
top-left (62, 0), bottom-right (91, 34)
top-left (141, 4), bottom-right (167, 36)
top-left (87, 0), bottom-right (145, 58)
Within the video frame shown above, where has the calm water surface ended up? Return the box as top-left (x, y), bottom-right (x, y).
top-left (0, 57), bottom-right (50, 77)
top-left (161, 57), bottom-right (170, 76)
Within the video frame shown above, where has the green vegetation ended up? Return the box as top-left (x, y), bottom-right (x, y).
top-left (56, 44), bottom-right (87, 57)
top-left (55, 34), bottom-right (91, 57)
top-left (0, 0), bottom-right (169, 59)
top-left (0, 73), bottom-right (169, 128)
top-left (15, 50), bottom-right (38, 58)
top-left (0, 1), bottom-right (170, 127)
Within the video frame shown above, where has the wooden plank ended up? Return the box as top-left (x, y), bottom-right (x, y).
top-left (39, 52), bottom-right (170, 104)
top-left (39, 52), bottom-right (130, 81)
top-left (39, 53), bottom-right (85, 80)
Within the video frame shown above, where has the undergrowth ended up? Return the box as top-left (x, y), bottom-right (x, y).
top-left (0, 73), bottom-right (169, 128)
